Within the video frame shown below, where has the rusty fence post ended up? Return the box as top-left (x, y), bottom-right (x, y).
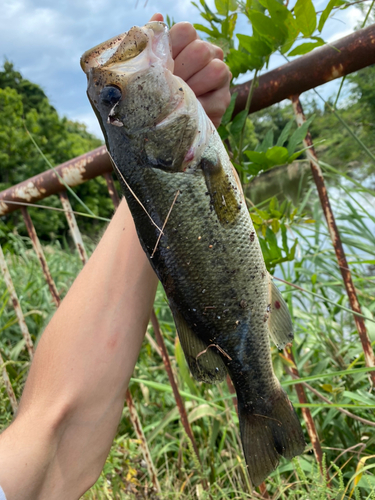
top-left (59, 190), bottom-right (88, 265)
top-left (284, 347), bottom-right (327, 480)
top-left (103, 172), bottom-right (120, 209)
top-left (21, 207), bottom-right (61, 308)
top-left (291, 95), bottom-right (375, 386)
top-left (0, 244), bottom-right (34, 359)
top-left (125, 389), bottom-right (161, 493)
top-left (0, 350), bottom-right (18, 413)
top-left (150, 311), bottom-right (206, 477)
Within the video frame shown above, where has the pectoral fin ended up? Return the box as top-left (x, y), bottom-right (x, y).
top-left (267, 275), bottom-right (294, 349)
top-left (172, 307), bottom-right (227, 383)
top-left (201, 156), bottom-right (241, 225)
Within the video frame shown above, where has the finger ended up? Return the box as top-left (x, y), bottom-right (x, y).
top-left (169, 22), bottom-right (198, 59)
top-left (149, 13), bottom-right (164, 22)
top-left (186, 59), bottom-right (230, 97)
top-left (198, 87), bottom-right (232, 128)
top-left (174, 40), bottom-right (224, 82)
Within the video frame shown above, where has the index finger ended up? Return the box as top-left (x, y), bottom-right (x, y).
top-left (169, 22), bottom-right (199, 59)
top-left (149, 13), bottom-right (164, 22)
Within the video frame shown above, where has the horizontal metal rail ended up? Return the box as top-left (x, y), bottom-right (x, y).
top-left (0, 24), bottom-right (373, 215)
top-left (0, 146), bottom-right (111, 216)
top-left (233, 23), bottom-right (375, 116)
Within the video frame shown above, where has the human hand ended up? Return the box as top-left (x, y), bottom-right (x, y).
top-left (149, 13), bottom-right (232, 127)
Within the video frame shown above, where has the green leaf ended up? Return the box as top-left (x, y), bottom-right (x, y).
top-left (200, 0), bottom-right (222, 22)
top-left (265, 146), bottom-right (289, 164)
top-left (237, 34), bottom-right (272, 57)
top-left (245, 150), bottom-right (267, 164)
top-left (250, 213), bottom-right (264, 225)
top-left (266, 0), bottom-right (299, 40)
top-left (258, 128), bottom-right (274, 152)
top-left (287, 114), bottom-right (315, 155)
top-left (266, 227), bottom-right (282, 259)
top-left (294, 0), bottom-right (316, 37)
top-left (289, 238), bottom-right (298, 259)
top-left (276, 119), bottom-right (294, 147)
top-left (259, 237), bottom-right (272, 260)
top-left (271, 218), bottom-right (280, 233)
top-left (221, 92), bottom-right (237, 126)
top-left (193, 23), bottom-right (221, 37)
top-left (247, 11), bottom-right (286, 47)
top-left (230, 109), bottom-right (248, 140)
top-left (188, 404), bottom-right (222, 423)
top-left (215, 0), bottom-right (237, 15)
top-left (246, 164), bottom-right (264, 175)
top-left (281, 367), bottom-right (375, 387)
top-left (217, 124), bottom-right (230, 141)
top-left (281, 223), bottom-right (288, 252)
top-left (288, 148), bottom-right (305, 162)
top-left (288, 39), bottom-right (325, 56)
top-left (227, 12), bottom-right (238, 39)
top-left (269, 196), bottom-right (276, 212)
top-left (318, 0), bottom-right (345, 32)
top-left (226, 48), bottom-right (262, 77)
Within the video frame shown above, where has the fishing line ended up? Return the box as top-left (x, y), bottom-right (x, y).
top-left (151, 190), bottom-right (180, 258)
top-left (24, 127), bottom-right (97, 217)
top-left (1, 199), bottom-right (110, 222)
top-left (274, 276), bottom-right (375, 323)
top-left (108, 151), bottom-right (164, 235)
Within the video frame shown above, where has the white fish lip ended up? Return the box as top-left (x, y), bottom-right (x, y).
top-left (80, 22), bottom-right (174, 76)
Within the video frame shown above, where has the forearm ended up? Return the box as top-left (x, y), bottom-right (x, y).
top-left (0, 198), bottom-right (158, 500)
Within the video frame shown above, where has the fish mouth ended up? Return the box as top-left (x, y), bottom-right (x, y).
top-left (80, 22), bottom-right (174, 78)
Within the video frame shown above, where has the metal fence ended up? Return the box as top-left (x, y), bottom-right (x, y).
top-left (1, 23), bottom-right (375, 493)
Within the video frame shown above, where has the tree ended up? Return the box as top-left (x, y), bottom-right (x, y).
top-left (0, 61), bottom-right (114, 242)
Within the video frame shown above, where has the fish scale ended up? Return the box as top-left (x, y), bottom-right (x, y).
top-left (82, 20), bottom-right (305, 487)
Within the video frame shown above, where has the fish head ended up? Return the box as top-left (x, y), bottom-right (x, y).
top-left (81, 22), bottom-right (211, 172)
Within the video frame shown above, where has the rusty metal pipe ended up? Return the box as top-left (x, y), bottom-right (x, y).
top-left (233, 24), bottom-right (375, 117)
top-left (1, 27), bottom-right (374, 216)
top-left (0, 146), bottom-right (111, 216)
top-left (291, 95), bottom-right (375, 386)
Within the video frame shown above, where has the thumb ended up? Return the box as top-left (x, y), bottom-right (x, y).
top-left (149, 13), bottom-right (164, 22)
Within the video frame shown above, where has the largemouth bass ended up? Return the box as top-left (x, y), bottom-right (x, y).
top-left (81, 22), bottom-right (305, 486)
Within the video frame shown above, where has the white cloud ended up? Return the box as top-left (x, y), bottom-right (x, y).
top-left (326, 7), bottom-right (363, 42)
top-left (0, 0), bottom-right (366, 139)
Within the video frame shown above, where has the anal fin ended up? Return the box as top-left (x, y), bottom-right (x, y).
top-left (268, 275), bottom-right (294, 349)
top-left (172, 307), bottom-right (226, 384)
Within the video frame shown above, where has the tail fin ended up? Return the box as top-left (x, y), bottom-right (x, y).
top-left (238, 387), bottom-right (305, 487)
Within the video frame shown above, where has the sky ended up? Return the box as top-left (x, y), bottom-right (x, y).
top-left (0, 0), bottom-right (365, 139)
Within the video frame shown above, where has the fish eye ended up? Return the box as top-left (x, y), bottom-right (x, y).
top-left (99, 85), bottom-right (122, 107)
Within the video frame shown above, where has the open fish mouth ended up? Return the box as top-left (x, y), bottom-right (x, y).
top-left (81, 22), bottom-right (212, 172)
top-left (80, 22), bottom-right (174, 79)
